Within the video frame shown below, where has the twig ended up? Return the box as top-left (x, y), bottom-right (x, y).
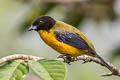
top-left (0, 54), bottom-right (42, 64)
top-left (0, 54), bottom-right (120, 77)
top-left (75, 55), bottom-right (120, 77)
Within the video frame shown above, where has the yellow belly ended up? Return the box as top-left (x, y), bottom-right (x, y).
top-left (38, 29), bottom-right (93, 57)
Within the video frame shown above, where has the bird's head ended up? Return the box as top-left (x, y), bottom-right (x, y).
top-left (28, 16), bottom-right (56, 31)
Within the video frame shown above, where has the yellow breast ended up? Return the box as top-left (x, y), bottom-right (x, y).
top-left (38, 29), bottom-right (93, 57)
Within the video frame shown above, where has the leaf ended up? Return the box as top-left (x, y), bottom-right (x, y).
top-left (28, 59), bottom-right (66, 80)
top-left (0, 60), bottom-right (29, 80)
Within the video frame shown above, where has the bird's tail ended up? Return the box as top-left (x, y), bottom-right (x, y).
top-left (95, 54), bottom-right (113, 72)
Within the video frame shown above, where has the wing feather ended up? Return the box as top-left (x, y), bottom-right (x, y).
top-left (55, 31), bottom-right (90, 50)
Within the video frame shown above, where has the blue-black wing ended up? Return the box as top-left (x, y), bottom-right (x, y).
top-left (54, 31), bottom-right (90, 50)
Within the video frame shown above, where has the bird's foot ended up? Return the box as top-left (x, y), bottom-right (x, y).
top-left (57, 55), bottom-right (75, 65)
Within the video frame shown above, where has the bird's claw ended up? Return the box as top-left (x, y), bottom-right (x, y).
top-left (57, 55), bottom-right (76, 65)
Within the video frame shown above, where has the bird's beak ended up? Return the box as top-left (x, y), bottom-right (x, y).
top-left (28, 26), bottom-right (37, 31)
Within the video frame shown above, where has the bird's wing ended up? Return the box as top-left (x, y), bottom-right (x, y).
top-left (53, 21), bottom-right (95, 51)
top-left (54, 31), bottom-right (95, 54)
top-left (54, 31), bottom-right (89, 49)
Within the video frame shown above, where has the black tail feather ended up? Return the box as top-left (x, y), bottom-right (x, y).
top-left (95, 54), bottom-right (113, 72)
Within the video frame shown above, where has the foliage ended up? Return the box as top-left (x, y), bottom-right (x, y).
top-left (0, 60), bottom-right (28, 80)
top-left (0, 59), bottom-right (66, 80)
top-left (28, 59), bottom-right (66, 80)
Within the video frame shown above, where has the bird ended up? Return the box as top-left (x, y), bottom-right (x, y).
top-left (28, 16), bottom-right (113, 72)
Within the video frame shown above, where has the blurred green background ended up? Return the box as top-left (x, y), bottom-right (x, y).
top-left (0, 0), bottom-right (120, 80)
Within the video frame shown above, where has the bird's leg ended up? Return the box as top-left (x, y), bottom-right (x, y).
top-left (57, 54), bottom-right (75, 65)
top-left (57, 54), bottom-right (70, 64)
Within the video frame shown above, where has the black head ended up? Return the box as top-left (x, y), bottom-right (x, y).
top-left (28, 16), bottom-right (56, 31)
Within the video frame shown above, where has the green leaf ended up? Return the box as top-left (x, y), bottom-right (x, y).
top-left (0, 60), bottom-right (29, 80)
top-left (28, 59), bottom-right (66, 80)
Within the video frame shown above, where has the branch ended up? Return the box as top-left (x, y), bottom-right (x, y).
top-left (0, 54), bottom-right (120, 77)
top-left (73, 55), bottom-right (120, 77)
